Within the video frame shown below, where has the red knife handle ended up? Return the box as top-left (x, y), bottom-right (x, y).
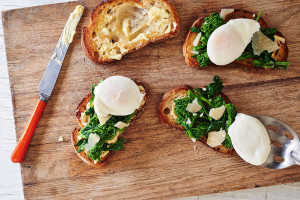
top-left (11, 99), bottom-right (46, 163)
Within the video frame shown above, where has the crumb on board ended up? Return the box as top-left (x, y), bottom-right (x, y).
top-left (193, 144), bottom-right (197, 151)
top-left (58, 136), bottom-right (64, 142)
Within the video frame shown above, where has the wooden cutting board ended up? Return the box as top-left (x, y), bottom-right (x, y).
top-left (2, 0), bottom-right (300, 199)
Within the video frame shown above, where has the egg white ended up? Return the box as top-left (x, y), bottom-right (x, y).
top-left (207, 18), bottom-right (260, 65)
top-left (94, 76), bottom-right (144, 117)
top-left (228, 113), bottom-right (271, 165)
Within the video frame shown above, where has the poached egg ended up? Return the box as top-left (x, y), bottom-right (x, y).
top-left (94, 76), bottom-right (145, 117)
top-left (207, 19), bottom-right (260, 65)
top-left (228, 113), bottom-right (271, 165)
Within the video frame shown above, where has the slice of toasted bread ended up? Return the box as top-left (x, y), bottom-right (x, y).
top-left (82, 0), bottom-right (180, 64)
top-left (72, 82), bottom-right (147, 167)
top-left (183, 9), bottom-right (288, 69)
top-left (158, 86), bottom-right (234, 154)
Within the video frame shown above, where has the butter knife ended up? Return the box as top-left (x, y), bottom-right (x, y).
top-left (11, 5), bottom-right (84, 163)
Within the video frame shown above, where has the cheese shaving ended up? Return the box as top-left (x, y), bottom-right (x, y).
top-left (209, 105), bottom-right (226, 120)
top-left (193, 32), bottom-right (202, 46)
top-left (252, 31), bottom-right (279, 55)
top-left (274, 35), bottom-right (285, 43)
top-left (186, 98), bottom-right (202, 113)
top-left (207, 130), bottom-right (226, 147)
top-left (114, 121), bottom-right (129, 129)
top-left (219, 9), bottom-right (234, 20)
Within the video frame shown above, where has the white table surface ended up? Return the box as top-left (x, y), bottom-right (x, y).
top-left (0, 1), bottom-right (299, 199)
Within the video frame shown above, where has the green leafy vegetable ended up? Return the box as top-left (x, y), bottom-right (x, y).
top-left (191, 13), bottom-right (224, 67)
top-left (103, 138), bottom-right (125, 151)
top-left (76, 139), bottom-right (87, 153)
top-left (201, 13), bottom-right (224, 39)
top-left (253, 59), bottom-right (289, 71)
top-left (225, 104), bottom-right (237, 132)
top-left (191, 27), bottom-right (201, 33)
top-left (256, 11), bottom-right (261, 21)
top-left (196, 52), bottom-right (210, 67)
top-left (85, 106), bottom-right (94, 116)
top-left (90, 84), bottom-right (97, 104)
top-left (174, 76), bottom-right (236, 148)
top-left (260, 28), bottom-right (277, 41)
top-left (205, 75), bottom-right (224, 97)
top-left (236, 52), bottom-right (255, 61)
top-left (236, 29), bottom-right (290, 70)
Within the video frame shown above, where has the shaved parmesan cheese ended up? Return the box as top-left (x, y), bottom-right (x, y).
top-left (99, 115), bottom-right (111, 125)
top-left (114, 121), bottom-right (129, 129)
top-left (209, 105), bottom-right (226, 120)
top-left (191, 50), bottom-right (199, 55)
top-left (191, 138), bottom-right (196, 143)
top-left (193, 32), bottom-right (202, 46)
top-left (252, 31), bottom-right (279, 55)
top-left (186, 98), bottom-right (202, 113)
top-left (219, 9), bottom-right (234, 20)
top-left (84, 134), bottom-right (100, 152)
top-left (274, 35), bottom-right (285, 43)
top-left (193, 144), bottom-right (197, 150)
top-left (100, 151), bottom-right (109, 158)
top-left (186, 118), bottom-right (191, 125)
top-left (207, 130), bottom-right (226, 147)
top-left (170, 102), bottom-right (178, 119)
top-left (80, 112), bottom-right (89, 125)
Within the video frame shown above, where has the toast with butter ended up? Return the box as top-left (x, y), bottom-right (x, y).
top-left (82, 0), bottom-right (180, 63)
top-left (158, 76), bottom-right (236, 154)
top-left (183, 9), bottom-right (289, 69)
top-left (72, 80), bottom-right (147, 167)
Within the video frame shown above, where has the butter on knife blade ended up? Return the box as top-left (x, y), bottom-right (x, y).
top-left (62, 5), bottom-right (84, 45)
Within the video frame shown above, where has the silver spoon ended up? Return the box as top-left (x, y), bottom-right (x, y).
top-left (253, 115), bottom-right (300, 169)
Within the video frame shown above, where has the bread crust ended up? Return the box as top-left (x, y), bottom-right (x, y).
top-left (183, 9), bottom-right (289, 69)
top-left (82, 0), bottom-right (180, 64)
top-left (72, 81), bottom-right (147, 167)
top-left (158, 86), bottom-right (235, 154)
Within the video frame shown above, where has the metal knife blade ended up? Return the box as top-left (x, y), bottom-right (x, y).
top-left (38, 6), bottom-right (83, 101)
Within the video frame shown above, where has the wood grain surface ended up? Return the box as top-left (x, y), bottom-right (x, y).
top-left (2, 0), bottom-right (300, 199)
